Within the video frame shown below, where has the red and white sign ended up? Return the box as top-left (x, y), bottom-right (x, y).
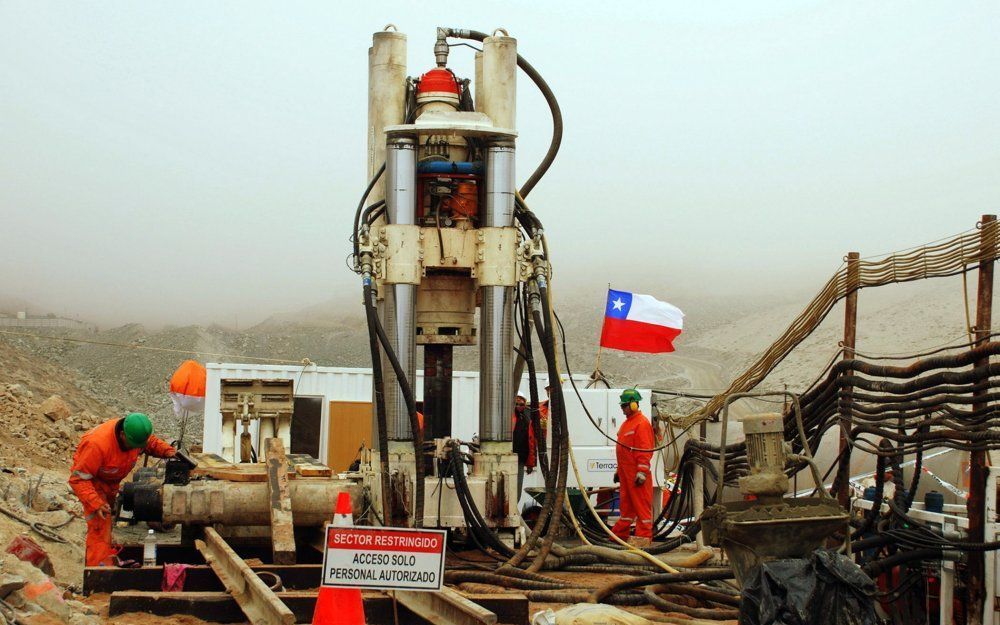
top-left (320, 526), bottom-right (447, 591)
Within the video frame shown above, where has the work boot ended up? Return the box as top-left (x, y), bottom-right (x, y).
top-left (627, 536), bottom-right (651, 548)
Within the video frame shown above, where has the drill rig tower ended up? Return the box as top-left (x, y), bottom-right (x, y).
top-left (356, 27), bottom-right (544, 530)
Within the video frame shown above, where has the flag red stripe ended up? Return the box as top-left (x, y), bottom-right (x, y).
top-left (600, 317), bottom-right (681, 353)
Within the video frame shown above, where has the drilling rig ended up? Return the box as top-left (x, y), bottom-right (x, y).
top-left (354, 26), bottom-right (555, 532)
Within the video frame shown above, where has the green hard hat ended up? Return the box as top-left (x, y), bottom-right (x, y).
top-left (123, 413), bottom-right (153, 449)
top-left (619, 388), bottom-right (642, 404)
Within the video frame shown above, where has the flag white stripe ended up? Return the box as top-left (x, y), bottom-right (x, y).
top-left (626, 293), bottom-right (684, 329)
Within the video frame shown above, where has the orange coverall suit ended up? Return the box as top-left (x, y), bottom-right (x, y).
top-left (612, 410), bottom-right (655, 540)
top-left (68, 419), bottom-right (175, 566)
top-left (512, 409), bottom-right (537, 470)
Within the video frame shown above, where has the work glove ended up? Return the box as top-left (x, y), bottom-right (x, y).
top-left (613, 472), bottom-right (619, 484)
top-left (634, 473), bottom-right (647, 486)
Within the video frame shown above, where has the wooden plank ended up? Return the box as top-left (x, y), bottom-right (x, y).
top-left (395, 586), bottom-right (497, 625)
top-left (84, 564), bottom-right (323, 594)
top-left (266, 438), bottom-right (296, 565)
top-left (196, 526), bottom-right (295, 625)
top-left (287, 453), bottom-right (333, 477)
top-left (192, 464), bottom-right (269, 482)
top-left (107, 591), bottom-right (414, 624)
top-left (108, 591), bottom-right (529, 625)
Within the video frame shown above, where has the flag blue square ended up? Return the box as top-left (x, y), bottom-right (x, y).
top-left (605, 290), bottom-right (632, 319)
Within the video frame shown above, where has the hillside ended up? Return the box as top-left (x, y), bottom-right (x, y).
top-left (0, 273), bottom-right (983, 446)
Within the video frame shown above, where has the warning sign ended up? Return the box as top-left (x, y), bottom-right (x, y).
top-left (320, 526), bottom-right (447, 591)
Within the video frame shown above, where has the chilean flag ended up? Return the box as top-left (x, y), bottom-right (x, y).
top-left (600, 289), bottom-right (684, 353)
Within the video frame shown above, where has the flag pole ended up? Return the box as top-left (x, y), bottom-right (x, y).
top-left (588, 284), bottom-right (610, 388)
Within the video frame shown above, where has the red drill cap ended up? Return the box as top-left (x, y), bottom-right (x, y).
top-left (335, 492), bottom-right (352, 515)
top-left (417, 68), bottom-right (459, 94)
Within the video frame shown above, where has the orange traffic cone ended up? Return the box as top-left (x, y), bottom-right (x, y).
top-left (312, 493), bottom-right (366, 625)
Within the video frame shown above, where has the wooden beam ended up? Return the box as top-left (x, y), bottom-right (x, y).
top-left (394, 586), bottom-right (498, 625)
top-left (84, 564), bottom-right (323, 594)
top-left (266, 437), bottom-right (297, 565)
top-left (836, 251), bottom-right (860, 508)
top-left (968, 213), bottom-right (996, 625)
top-left (108, 591), bottom-right (529, 625)
top-left (196, 527), bottom-right (295, 625)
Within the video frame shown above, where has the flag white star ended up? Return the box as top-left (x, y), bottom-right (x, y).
top-left (612, 297), bottom-right (625, 311)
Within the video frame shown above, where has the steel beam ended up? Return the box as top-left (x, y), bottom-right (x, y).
top-left (395, 587), bottom-right (497, 625)
top-left (266, 437), bottom-right (296, 564)
top-left (196, 526), bottom-right (295, 625)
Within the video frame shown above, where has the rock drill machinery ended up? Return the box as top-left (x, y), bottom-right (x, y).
top-left (354, 26), bottom-right (555, 533)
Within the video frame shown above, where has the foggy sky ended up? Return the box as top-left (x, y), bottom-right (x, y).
top-left (2, 2), bottom-right (999, 327)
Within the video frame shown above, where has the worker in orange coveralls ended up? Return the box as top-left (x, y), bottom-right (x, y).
top-left (612, 389), bottom-right (655, 545)
top-left (512, 393), bottom-right (537, 495)
top-left (69, 413), bottom-right (176, 566)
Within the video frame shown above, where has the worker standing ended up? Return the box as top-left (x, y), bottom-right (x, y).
top-left (69, 413), bottom-right (176, 566)
top-left (512, 393), bottom-right (537, 494)
top-left (612, 389), bottom-right (654, 545)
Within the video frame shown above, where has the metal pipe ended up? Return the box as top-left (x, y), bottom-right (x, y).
top-left (480, 35), bottom-right (517, 129)
top-left (367, 29), bottom-right (407, 203)
top-left (479, 144), bottom-right (516, 441)
top-left (384, 138), bottom-right (418, 440)
top-left (158, 481), bottom-right (363, 526)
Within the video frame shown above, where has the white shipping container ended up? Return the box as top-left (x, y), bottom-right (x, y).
top-left (203, 362), bottom-right (650, 496)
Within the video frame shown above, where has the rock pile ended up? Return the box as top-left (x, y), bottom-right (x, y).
top-left (0, 384), bottom-right (105, 470)
top-left (0, 552), bottom-right (98, 625)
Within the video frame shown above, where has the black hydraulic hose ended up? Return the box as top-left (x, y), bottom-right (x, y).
top-left (651, 582), bottom-right (741, 607)
top-left (501, 289), bottom-right (565, 571)
top-left (864, 548), bottom-right (945, 578)
top-left (885, 498), bottom-right (1000, 551)
top-left (444, 28), bottom-right (562, 199)
top-left (352, 163), bottom-right (386, 260)
top-left (368, 294), bottom-right (425, 528)
top-left (363, 283), bottom-right (393, 525)
top-left (361, 199), bottom-right (386, 225)
top-left (589, 568), bottom-right (735, 603)
top-left (522, 589), bottom-right (647, 606)
top-left (851, 533), bottom-right (895, 553)
top-left (905, 425), bottom-right (926, 511)
top-left (853, 440), bottom-right (891, 540)
top-left (521, 285), bottom-right (548, 481)
top-left (444, 570), bottom-right (580, 591)
top-left (643, 585), bottom-right (740, 620)
top-left (527, 283), bottom-right (569, 572)
top-left (449, 444), bottom-right (515, 557)
top-left (891, 444), bottom-right (907, 514)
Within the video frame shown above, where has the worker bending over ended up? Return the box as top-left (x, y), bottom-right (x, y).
top-left (612, 389), bottom-right (654, 545)
top-left (69, 413), bottom-right (176, 566)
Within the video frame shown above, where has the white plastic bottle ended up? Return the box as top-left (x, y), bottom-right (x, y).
top-left (143, 529), bottom-right (157, 567)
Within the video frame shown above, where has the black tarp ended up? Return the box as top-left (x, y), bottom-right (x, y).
top-left (739, 550), bottom-right (883, 625)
